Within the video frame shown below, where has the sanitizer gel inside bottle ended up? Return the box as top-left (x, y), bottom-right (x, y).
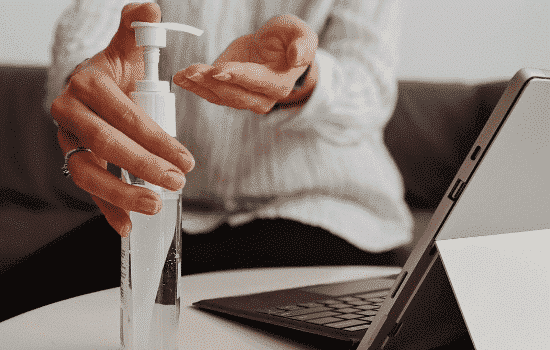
top-left (120, 21), bottom-right (203, 350)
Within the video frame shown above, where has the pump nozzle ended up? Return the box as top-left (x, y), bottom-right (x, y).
top-left (131, 21), bottom-right (203, 48)
top-left (131, 21), bottom-right (203, 83)
top-left (129, 21), bottom-right (203, 137)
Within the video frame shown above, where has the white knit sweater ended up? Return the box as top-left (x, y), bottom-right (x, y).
top-left (47, 0), bottom-right (413, 252)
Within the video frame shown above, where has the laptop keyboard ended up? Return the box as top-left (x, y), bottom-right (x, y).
top-left (257, 293), bottom-right (387, 332)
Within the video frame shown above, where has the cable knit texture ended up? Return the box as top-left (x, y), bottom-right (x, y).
top-left (47, 0), bottom-right (413, 252)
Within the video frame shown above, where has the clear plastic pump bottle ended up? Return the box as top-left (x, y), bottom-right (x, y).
top-left (120, 21), bottom-right (203, 350)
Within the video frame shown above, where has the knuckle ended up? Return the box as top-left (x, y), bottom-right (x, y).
top-left (67, 72), bottom-right (89, 96)
top-left (235, 98), bottom-right (249, 111)
top-left (50, 96), bottom-right (66, 118)
top-left (108, 188), bottom-right (127, 208)
top-left (278, 85), bottom-right (293, 99)
top-left (135, 153), bottom-right (156, 176)
top-left (87, 126), bottom-right (109, 155)
top-left (69, 161), bottom-right (89, 190)
top-left (257, 104), bottom-right (272, 115)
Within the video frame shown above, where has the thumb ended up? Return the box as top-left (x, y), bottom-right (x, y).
top-left (257, 15), bottom-right (317, 68)
top-left (108, 2), bottom-right (162, 60)
top-left (287, 35), bottom-right (317, 68)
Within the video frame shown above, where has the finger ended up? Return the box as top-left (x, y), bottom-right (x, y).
top-left (91, 195), bottom-right (132, 237)
top-left (52, 95), bottom-right (187, 192)
top-left (108, 2), bottom-right (161, 61)
top-left (63, 137), bottom-right (163, 216)
top-left (209, 62), bottom-right (304, 100)
top-left (173, 64), bottom-right (225, 104)
top-left (255, 35), bottom-right (287, 66)
top-left (174, 64), bottom-right (276, 114)
top-left (63, 66), bottom-right (194, 174)
top-left (287, 35), bottom-right (317, 68)
top-left (176, 72), bottom-right (276, 115)
top-left (173, 75), bottom-right (224, 105)
top-left (212, 35), bottom-right (254, 65)
top-left (256, 15), bottom-right (317, 67)
top-left (172, 63), bottom-right (216, 84)
top-left (58, 129), bottom-right (159, 237)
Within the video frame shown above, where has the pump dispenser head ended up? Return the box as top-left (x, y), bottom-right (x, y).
top-left (131, 21), bottom-right (203, 85)
top-left (131, 21), bottom-right (203, 83)
top-left (129, 21), bottom-right (203, 137)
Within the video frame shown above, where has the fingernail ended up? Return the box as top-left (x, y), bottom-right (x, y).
top-left (121, 224), bottom-right (132, 237)
top-left (186, 72), bottom-right (202, 82)
top-left (136, 195), bottom-right (161, 215)
top-left (178, 152), bottom-right (195, 172)
top-left (166, 170), bottom-right (186, 190)
top-left (173, 75), bottom-right (186, 85)
top-left (212, 72), bottom-right (231, 81)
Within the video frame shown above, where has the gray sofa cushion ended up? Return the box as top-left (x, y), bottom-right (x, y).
top-left (0, 67), bottom-right (99, 271)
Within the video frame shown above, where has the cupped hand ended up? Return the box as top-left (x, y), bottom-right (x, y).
top-left (172, 14), bottom-right (318, 115)
top-left (50, 3), bottom-right (195, 237)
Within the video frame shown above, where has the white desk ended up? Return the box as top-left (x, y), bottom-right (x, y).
top-left (0, 266), bottom-right (400, 350)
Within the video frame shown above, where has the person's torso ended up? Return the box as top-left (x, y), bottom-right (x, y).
top-left (157, 0), bottom-right (322, 208)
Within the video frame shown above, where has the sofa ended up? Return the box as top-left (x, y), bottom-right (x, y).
top-left (0, 65), bottom-right (508, 272)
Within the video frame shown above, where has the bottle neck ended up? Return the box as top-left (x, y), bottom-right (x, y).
top-left (143, 46), bottom-right (160, 81)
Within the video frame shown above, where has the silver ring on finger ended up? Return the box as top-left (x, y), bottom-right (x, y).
top-left (62, 147), bottom-right (92, 178)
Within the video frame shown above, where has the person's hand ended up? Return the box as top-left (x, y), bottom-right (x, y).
top-left (50, 3), bottom-right (195, 237)
top-left (172, 14), bottom-right (319, 115)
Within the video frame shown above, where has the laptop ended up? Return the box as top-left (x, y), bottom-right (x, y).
top-left (193, 68), bottom-right (550, 350)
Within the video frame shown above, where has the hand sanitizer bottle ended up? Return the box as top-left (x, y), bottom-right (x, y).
top-left (120, 21), bottom-right (203, 350)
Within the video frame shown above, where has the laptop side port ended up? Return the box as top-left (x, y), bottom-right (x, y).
top-left (448, 179), bottom-right (466, 201)
top-left (391, 271), bottom-right (408, 298)
top-left (470, 145), bottom-right (481, 160)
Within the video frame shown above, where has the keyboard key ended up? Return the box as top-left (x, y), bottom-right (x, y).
top-left (278, 305), bottom-right (303, 311)
top-left (328, 303), bottom-right (353, 309)
top-left (338, 308), bottom-right (362, 314)
top-left (356, 305), bottom-right (379, 310)
top-left (325, 319), bottom-right (367, 329)
top-left (344, 324), bottom-right (370, 332)
top-left (290, 311), bottom-right (341, 321)
top-left (337, 297), bottom-right (362, 302)
top-left (336, 313), bottom-right (363, 320)
top-left (297, 302), bottom-right (324, 308)
top-left (276, 306), bottom-right (332, 317)
top-left (307, 317), bottom-right (344, 325)
top-left (317, 299), bottom-right (340, 304)
top-left (367, 297), bottom-right (386, 303)
top-left (347, 300), bottom-right (375, 306)
top-left (257, 308), bottom-right (287, 315)
top-left (357, 311), bottom-right (377, 317)
top-left (359, 318), bottom-right (373, 324)
top-left (354, 291), bottom-right (388, 299)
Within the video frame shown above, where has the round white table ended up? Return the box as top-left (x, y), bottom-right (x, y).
top-left (0, 266), bottom-right (400, 350)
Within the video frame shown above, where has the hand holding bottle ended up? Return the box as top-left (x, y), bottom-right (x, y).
top-left (50, 3), bottom-right (195, 237)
